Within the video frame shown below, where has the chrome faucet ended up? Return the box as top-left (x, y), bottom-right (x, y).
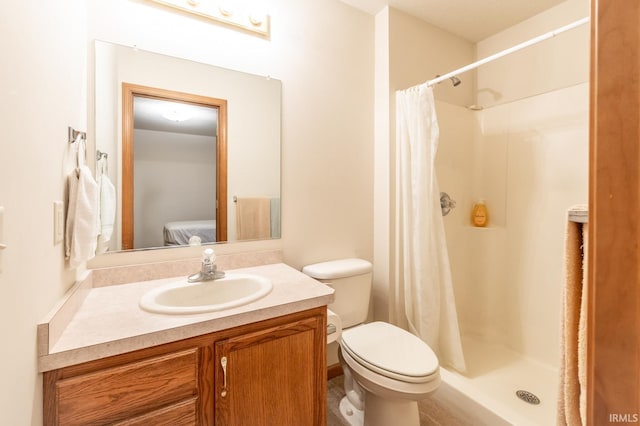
top-left (188, 248), bottom-right (225, 282)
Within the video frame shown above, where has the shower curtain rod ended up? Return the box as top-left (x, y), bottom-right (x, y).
top-left (426, 16), bottom-right (590, 87)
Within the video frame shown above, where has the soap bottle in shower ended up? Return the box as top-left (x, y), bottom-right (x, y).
top-left (471, 200), bottom-right (489, 227)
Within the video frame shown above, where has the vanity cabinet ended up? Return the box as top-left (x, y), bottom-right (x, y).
top-left (43, 307), bottom-right (326, 426)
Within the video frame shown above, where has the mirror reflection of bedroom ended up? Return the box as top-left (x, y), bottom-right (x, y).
top-left (95, 41), bottom-right (283, 253)
top-left (126, 89), bottom-right (224, 249)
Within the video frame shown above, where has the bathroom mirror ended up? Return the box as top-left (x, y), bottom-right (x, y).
top-left (94, 40), bottom-right (281, 252)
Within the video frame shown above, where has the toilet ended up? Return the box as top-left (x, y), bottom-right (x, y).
top-left (302, 258), bottom-right (440, 426)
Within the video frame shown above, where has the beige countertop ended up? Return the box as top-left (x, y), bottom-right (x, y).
top-left (38, 260), bottom-right (334, 372)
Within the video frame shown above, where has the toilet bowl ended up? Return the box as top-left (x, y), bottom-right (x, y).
top-left (302, 259), bottom-right (441, 426)
top-left (338, 322), bottom-right (440, 426)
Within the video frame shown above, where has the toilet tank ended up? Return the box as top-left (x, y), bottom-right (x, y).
top-left (302, 258), bottom-right (372, 329)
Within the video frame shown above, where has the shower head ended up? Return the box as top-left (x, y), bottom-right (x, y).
top-left (433, 74), bottom-right (462, 87)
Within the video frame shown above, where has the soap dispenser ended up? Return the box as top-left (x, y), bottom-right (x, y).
top-left (471, 200), bottom-right (489, 227)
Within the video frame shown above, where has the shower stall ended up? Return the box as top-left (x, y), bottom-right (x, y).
top-left (435, 81), bottom-right (588, 425)
top-left (430, 10), bottom-right (589, 426)
top-left (380, 1), bottom-right (590, 424)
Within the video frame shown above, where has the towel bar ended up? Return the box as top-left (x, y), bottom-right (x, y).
top-left (68, 126), bottom-right (86, 143)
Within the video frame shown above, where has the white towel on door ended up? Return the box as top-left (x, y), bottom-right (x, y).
top-left (98, 174), bottom-right (116, 244)
top-left (65, 165), bottom-right (98, 268)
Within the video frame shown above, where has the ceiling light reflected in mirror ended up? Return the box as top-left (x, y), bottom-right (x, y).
top-left (134, 97), bottom-right (218, 135)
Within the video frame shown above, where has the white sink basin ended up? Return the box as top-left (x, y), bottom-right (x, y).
top-left (139, 273), bottom-right (273, 315)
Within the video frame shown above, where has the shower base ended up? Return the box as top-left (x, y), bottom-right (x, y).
top-left (432, 335), bottom-right (558, 426)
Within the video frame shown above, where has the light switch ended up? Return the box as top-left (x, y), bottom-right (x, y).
top-left (53, 201), bottom-right (64, 245)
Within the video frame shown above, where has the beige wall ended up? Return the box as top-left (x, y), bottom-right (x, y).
top-left (476, 0), bottom-right (589, 108)
top-left (389, 8), bottom-right (476, 106)
top-left (0, 1), bottom-right (86, 424)
top-left (0, 1), bottom-right (374, 424)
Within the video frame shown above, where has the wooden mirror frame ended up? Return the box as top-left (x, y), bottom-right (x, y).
top-left (121, 83), bottom-right (228, 250)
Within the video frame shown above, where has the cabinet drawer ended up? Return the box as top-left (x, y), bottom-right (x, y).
top-left (114, 397), bottom-right (197, 426)
top-left (55, 349), bottom-right (199, 425)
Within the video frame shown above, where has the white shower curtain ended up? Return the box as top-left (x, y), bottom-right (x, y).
top-left (394, 84), bottom-right (466, 372)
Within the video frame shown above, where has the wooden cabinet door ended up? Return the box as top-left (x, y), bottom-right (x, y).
top-left (214, 316), bottom-right (326, 426)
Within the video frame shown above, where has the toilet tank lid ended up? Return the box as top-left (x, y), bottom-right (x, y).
top-left (302, 258), bottom-right (372, 279)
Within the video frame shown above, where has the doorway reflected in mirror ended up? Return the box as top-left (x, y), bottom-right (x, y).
top-left (123, 86), bottom-right (227, 249)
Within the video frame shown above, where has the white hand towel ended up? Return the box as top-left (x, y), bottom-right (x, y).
top-left (99, 174), bottom-right (116, 244)
top-left (65, 165), bottom-right (99, 268)
top-left (96, 173), bottom-right (102, 236)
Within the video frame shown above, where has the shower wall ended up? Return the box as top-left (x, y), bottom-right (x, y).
top-left (441, 84), bottom-right (589, 367)
top-left (438, 0), bottom-right (590, 367)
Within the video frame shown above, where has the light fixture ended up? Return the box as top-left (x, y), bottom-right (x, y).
top-left (148, 0), bottom-right (270, 37)
top-left (249, 13), bottom-right (263, 26)
top-left (160, 102), bottom-right (195, 122)
top-left (218, 0), bottom-right (233, 17)
top-left (162, 109), bottom-right (193, 122)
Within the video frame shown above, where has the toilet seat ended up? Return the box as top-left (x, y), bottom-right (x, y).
top-left (340, 322), bottom-right (439, 384)
top-left (339, 342), bottom-right (441, 402)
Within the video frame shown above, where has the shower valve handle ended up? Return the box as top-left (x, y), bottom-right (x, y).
top-left (440, 192), bottom-right (456, 216)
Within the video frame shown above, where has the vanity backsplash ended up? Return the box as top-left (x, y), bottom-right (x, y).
top-left (91, 249), bottom-right (283, 287)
